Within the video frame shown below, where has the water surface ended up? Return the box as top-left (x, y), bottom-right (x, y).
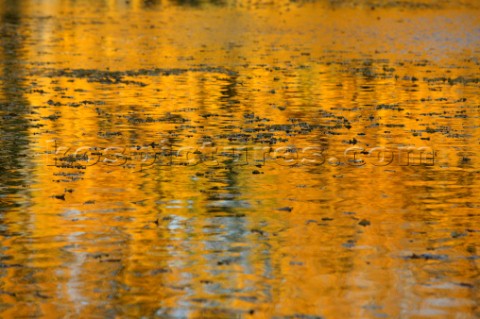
top-left (0, 0), bottom-right (479, 318)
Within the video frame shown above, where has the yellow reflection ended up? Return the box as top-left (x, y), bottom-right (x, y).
top-left (0, 0), bottom-right (479, 318)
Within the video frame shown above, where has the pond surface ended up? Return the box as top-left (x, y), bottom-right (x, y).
top-left (0, 0), bottom-right (479, 318)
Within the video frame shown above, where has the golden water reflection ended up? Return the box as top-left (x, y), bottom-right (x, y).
top-left (0, 0), bottom-right (479, 318)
